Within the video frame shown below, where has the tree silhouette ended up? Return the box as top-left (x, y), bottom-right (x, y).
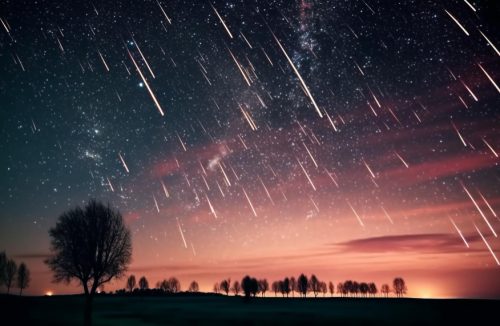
top-left (126, 275), bottom-right (136, 292)
top-left (337, 282), bottom-right (344, 297)
top-left (258, 279), bottom-right (269, 297)
top-left (158, 279), bottom-right (169, 292)
top-left (310, 274), bottom-right (320, 297)
top-left (284, 278), bottom-right (291, 297)
top-left (381, 284), bottom-right (390, 297)
top-left (360, 282), bottom-right (369, 297)
top-left (241, 275), bottom-right (258, 298)
top-left (220, 279), bottom-right (231, 295)
top-left (320, 281), bottom-right (327, 297)
top-left (328, 281), bottom-right (334, 297)
top-left (213, 282), bottom-right (219, 294)
top-left (0, 251), bottom-right (6, 288)
top-left (297, 274), bottom-right (308, 297)
top-left (368, 283), bottom-right (377, 297)
top-left (167, 277), bottom-right (181, 293)
top-left (138, 276), bottom-right (149, 290)
top-left (5, 259), bottom-right (17, 294)
top-left (290, 277), bottom-right (296, 297)
top-left (231, 281), bottom-right (241, 296)
top-left (16, 262), bottom-right (30, 295)
top-left (45, 200), bottom-right (132, 326)
top-left (352, 281), bottom-right (360, 297)
top-left (271, 281), bottom-right (279, 297)
top-left (188, 281), bottom-right (199, 292)
top-left (393, 277), bottom-right (407, 297)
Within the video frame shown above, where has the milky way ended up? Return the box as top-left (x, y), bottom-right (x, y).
top-left (0, 0), bottom-right (499, 297)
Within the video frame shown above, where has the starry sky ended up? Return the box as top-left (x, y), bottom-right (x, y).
top-left (0, 0), bottom-right (499, 298)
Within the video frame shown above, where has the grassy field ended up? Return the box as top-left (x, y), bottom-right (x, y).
top-left (0, 294), bottom-right (496, 325)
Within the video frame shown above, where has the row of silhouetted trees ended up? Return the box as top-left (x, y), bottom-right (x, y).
top-left (0, 251), bottom-right (31, 295)
top-left (118, 273), bottom-right (407, 298)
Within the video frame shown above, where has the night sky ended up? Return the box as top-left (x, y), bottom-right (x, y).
top-left (1, 0), bottom-right (499, 298)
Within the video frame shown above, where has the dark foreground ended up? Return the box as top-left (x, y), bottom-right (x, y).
top-left (0, 294), bottom-right (497, 325)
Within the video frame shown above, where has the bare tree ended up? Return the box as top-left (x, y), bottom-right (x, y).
top-left (290, 277), bottom-right (296, 297)
top-left (337, 282), bottom-right (344, 297)
top-left (368, 283), bottom-right (377, 297)
top-left (45, 200), bottom-right (132, 326)
top-left (360, 282), bottom-right (369, 297)
top-left (328, 281), bottom-right (334, 297)
top-left (297, 274), bottom-right (308, 297)
top-left (352, 281), bottom-right (360, 297)
top-left (393, 277), bottom-right (407, 297)
top-left (310, 274), bottom-right (320, 297)
top-left (158, 279), bottom-right (169, 292)
top-left (381, 284), bottom-right (390, 297)
top-left (320, 282), bottom-right (327, 297)
top-left (213, 282), bottom-right (220, 294)
top-left (168, 277), bottom-right (181, 293)
top-left (5, 259), bottom-right (17, 294)
top-left (17, 262), bottom-right (30, 295)
top-left (258, 279), bottom-right (269, 297)
top-left (231, 281), bottom-right (241, 296)
top-left (126, 275), bottom-right (136, 292)
top-left (220, 279), bottom-right (231, 295)
top-left (138, 276), bottom-right (149, 290)
top-left (272, 281), bottom-right (279, 297)
top-left (188, 281), bottom-right (199, 292)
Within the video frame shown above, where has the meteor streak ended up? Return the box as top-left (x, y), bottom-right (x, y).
top-left (271, 31), bottom-right (323, 117)
top-left (362, 159), bottom-right (376, 178)
top-left (118, 152), bottom-right (129, 173)
top-left (161, 180), bottom-right (170, 198)
top-left (478, 191), bottom-right (497, 218)
top-left (153, 194), bottom-right (160, 213)
top-left (258, 176), bottom-right (275, 205)
top-left (477, 63), bottom-right (500, 93)
top-left (303, 142), bottom-right (318, 168)
top-left (347, 200), bottom-right (365, 227)
top-left (460, 80), bottom-right (478, 101)
top-left (478, 29), bottom-right (500, 56)
top-left (97, 50), bottom-right (110, 71)
top-left (176, 131), bottom-right (187, 151)
top-left (444, 9), bottom-right (469, 36)
top-left (127, 48), bottom-right (165, 116)
top-left (242, 187), bottom-right (257, 217)
top-left (228, 48), bottom-right (251, 86)
top-left (210, 3), bottom-right (233, 38)
top-left (131, 35), bottom-right (155, 78)
top-left (482, 138), bottom-right (498, 157)
top-left (381, 206), bottom-right (394, 224)
top-left (156, 0), bottom-right (172, 24)
top-left (176, 217), bottom-right (188, 248)
top-left (296, 158), bottom-right (316, 191)
top-left (461, 183), bottom-right (497, 237)
top-left (451, 122), bottom-right (467, 147)
top-left (474, 224), bottom-right (499, 265)
top-left (449, 217), bottom-right (469, 248)
top-left (395, 152), bottom-right (409, 168)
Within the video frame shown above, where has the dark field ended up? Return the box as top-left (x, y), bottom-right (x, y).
top-left (0, 294), bottom-right (497, 325)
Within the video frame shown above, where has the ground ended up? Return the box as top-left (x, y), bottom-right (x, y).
top-left (0, 294), bottom-right (497, 325)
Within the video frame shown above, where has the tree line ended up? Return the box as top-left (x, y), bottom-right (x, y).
top-left (117, 273), bottom-right (407, 298)
top-left (0, 251), bottom-right (31, 295)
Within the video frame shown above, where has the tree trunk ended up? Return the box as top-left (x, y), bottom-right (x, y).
top-left (84, 294), bottom-right (93, 326)
top-left (19, 288), bottom-right (23, 296)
